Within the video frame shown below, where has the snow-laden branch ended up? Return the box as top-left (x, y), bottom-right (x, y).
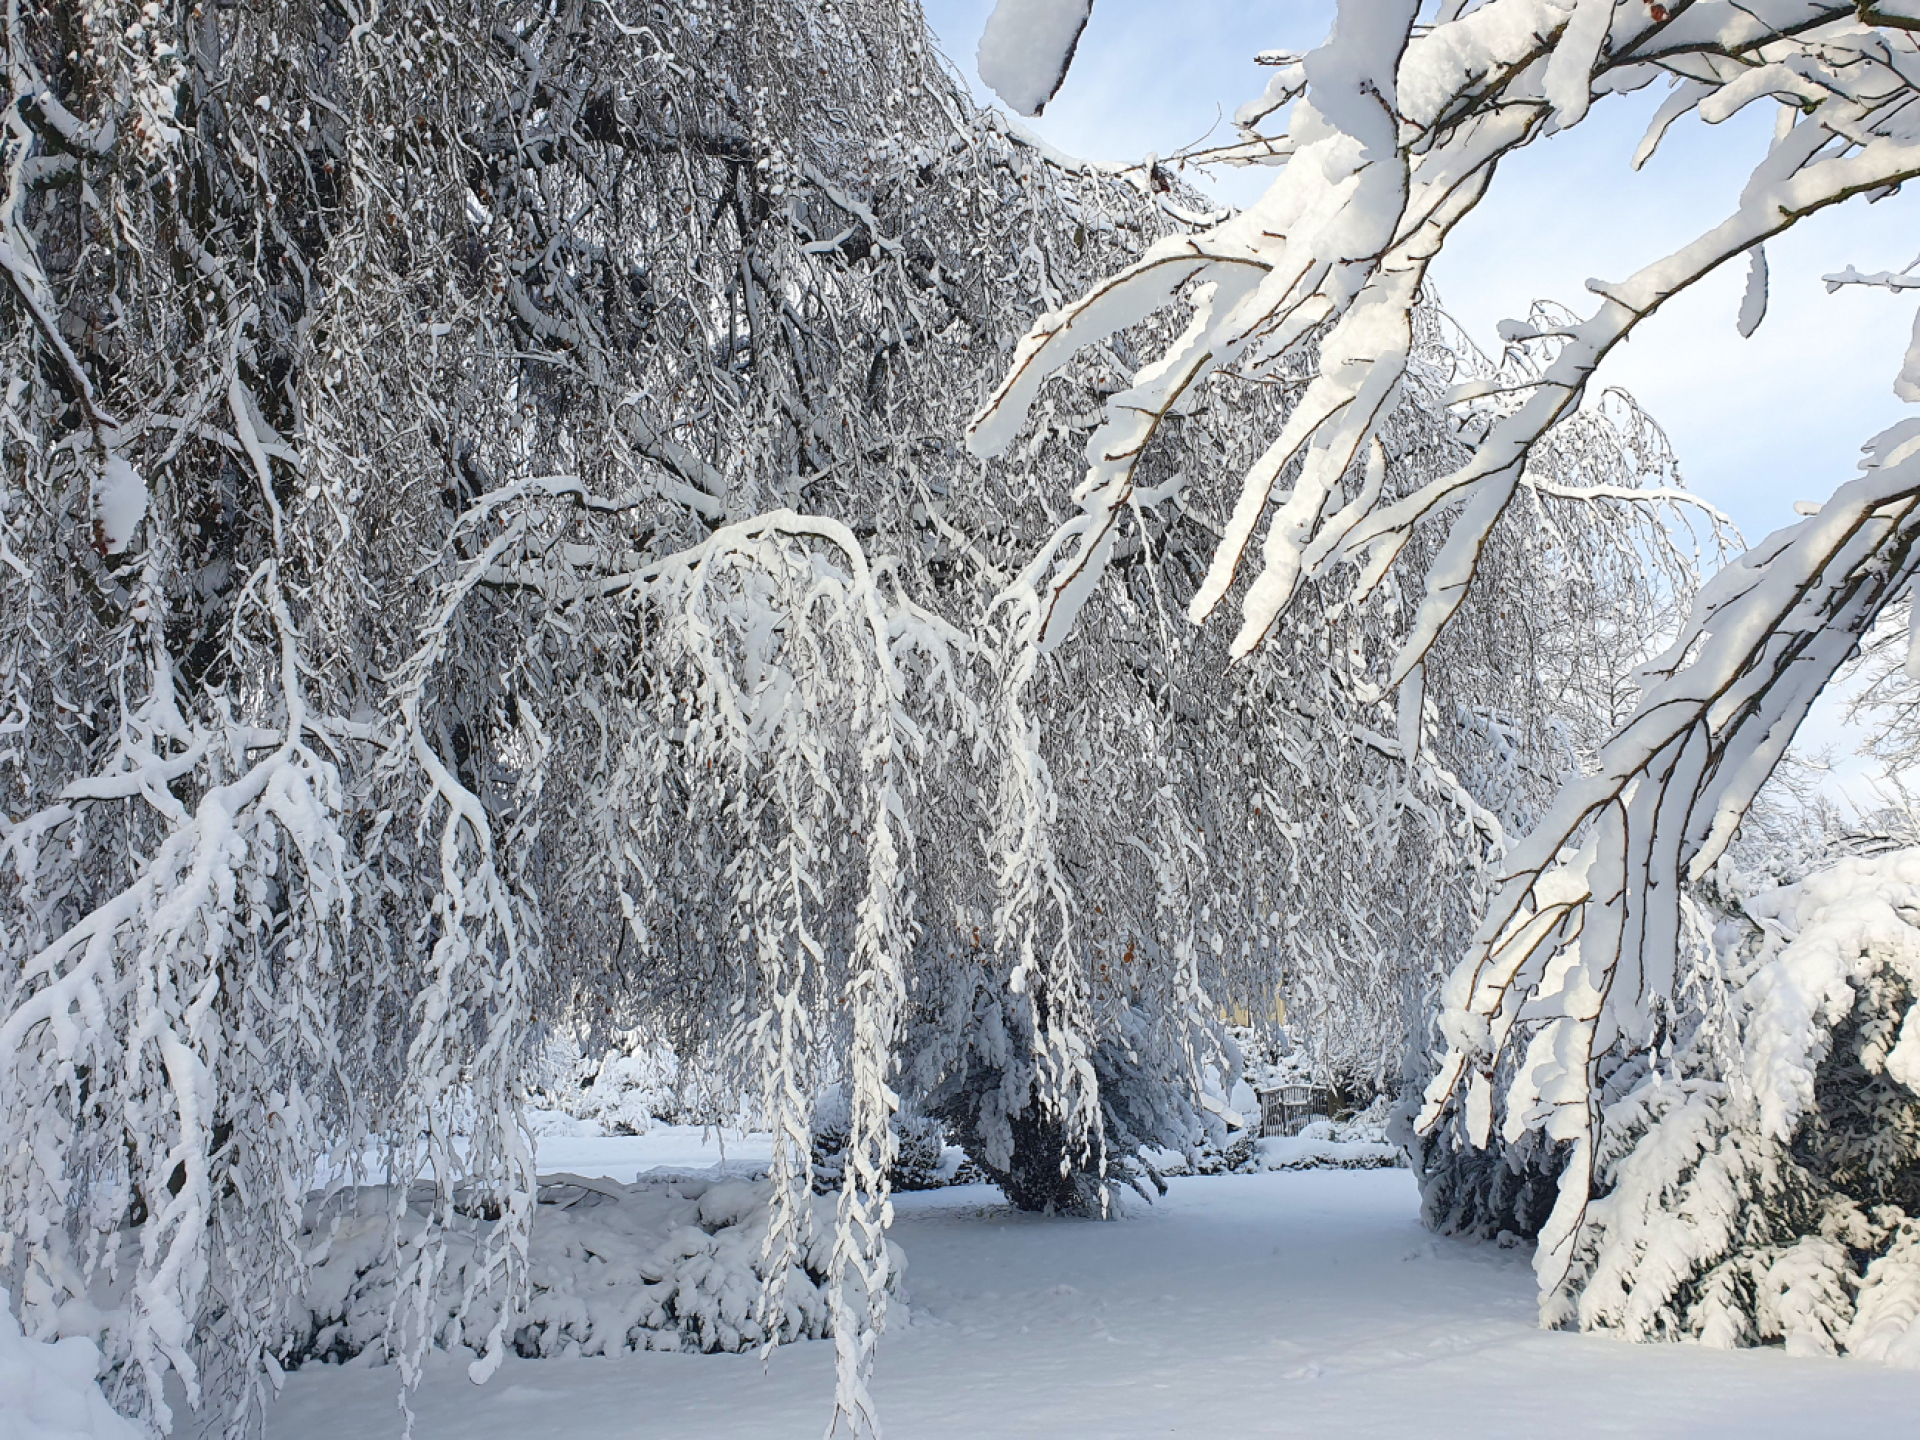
top-left (973, 2), bottom-right (1919, 671)
top-left (968, 0), bottom-right (1920, 1333)
top-left (1420, 419), bottom-right (1920, 1306)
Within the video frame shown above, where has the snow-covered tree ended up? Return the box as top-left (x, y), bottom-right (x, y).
top-left (0, 0), bottom-right (1752, 1431)
top-left (970, 0), bottom-right (1920, 1358)
top-left (0, 0), bottom-right (1090, 1427)
top-left (946, 285), bottom-right (1702, 1206)
top-left (1557, 843), bottom-right (1920, 1356)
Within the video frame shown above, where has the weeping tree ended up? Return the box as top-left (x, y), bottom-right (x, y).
top-left (945, 285), bottom-right (1708, 1207)
top-left (1, 0), bottom-right (1721, 1433)
top-left (968, 0), bottom-right (1920, 1364)
top-left (0, 0), bottom-right (1120, 1428)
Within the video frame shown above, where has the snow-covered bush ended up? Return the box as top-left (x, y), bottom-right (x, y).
top-left (809, 1085), bottom-right (976, 1194)
top-left (1539, 850), bottom-right (1920, 1358)
top-left (1177, 1103), bottom-right (1405, 1177)
top-left (528, 1035), bottom-right (698, 1137)
top-left (1233, 1024), bottom-right (1393, 1118)
top-left (922, 998), bottom-right (1206, 1213)
top-left (571, 1048), bottom-right (680, 1137)
top-left (282, 1175), bottom-right (901, 1367)
top-left (1253, 1113), bottom-right (1405, 1173)
top-left (1186, 1133), bottom-right (1262, 1177)
top-left (1405, 1124), bottom-right (1568, 1245)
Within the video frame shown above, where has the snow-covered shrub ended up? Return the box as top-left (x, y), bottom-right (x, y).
top-left (578, 1049), bottom-right (681, 1135)
top-left (1402, 1008), bottom-right (1571, 1244)
top-left (1187, 1133), bottom-right (1261, 1176)
top-left (1151, 1092), bottom-right (1403, 1176)
top-left (1852, 1218), bottom-right (1920, 1365)
top-left (923, 997), bottom-right (1204, 1214)
top-left (1225, 1025), bottom-right (1304, 1098)
top-left (523, 1110), bottom-right (607, 1141)
top-left (1320, 1093), bottom-right (1396, 1142)
top-left (809, 1086), bottom-right (975, 1194)
top-left (0, 1290), bottom-right (143, 1440)
top-left (1402, 784), bottom-right (1896, 1251)
top-left (1190, 1094), bottom-right (1407, 1174)
top-left (1549, 851), bottom-right (1920, 1358)
top-left (1407, 1124), bottom-right (1568, 1243)
top-left (933, 1085), bottom-right (1114, 1214)
top-left (282, 1175), bottom-right (902, 1367)
top-left (1252, 1117), bottom-right (1405, 1173)
top-left (528, 1034), bottom-right (694, 1137)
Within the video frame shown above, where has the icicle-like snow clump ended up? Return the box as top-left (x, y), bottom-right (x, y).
top-left (977, 0), bottom-right (1094, 116)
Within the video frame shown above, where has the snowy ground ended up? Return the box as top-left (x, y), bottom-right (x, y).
top-left (528, 1124), bottom-right (771, 1183)
top-left (264, 1141), bottom-right (1920, 1439)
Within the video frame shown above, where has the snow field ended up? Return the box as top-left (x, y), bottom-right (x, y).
top-left (265, 1167), bottom-right (1920, 1440)
top-left (525, 1123), bottom-right (773, 1184)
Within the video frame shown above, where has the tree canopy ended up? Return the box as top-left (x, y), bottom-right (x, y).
top-left (6, 0), bottom-right (1920, 1433)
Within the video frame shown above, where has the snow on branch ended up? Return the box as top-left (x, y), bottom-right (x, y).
top-left (971, 0), bottom-right (1920, 676)
top-left (1421, 422), bottom-right (1920, 1305)
top-left (977, 0), bottom-right (1096, 118)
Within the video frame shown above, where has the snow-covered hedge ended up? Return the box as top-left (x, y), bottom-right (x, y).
top-left (0, 1291), bottom-right (142, 1440)
top-left (1253, 1115), bottom-right (1405, 1173)
top-left (1157, 1095), bottom-right (1404, 1176)
top-left (284, 1175), bottom-right (903, 1367)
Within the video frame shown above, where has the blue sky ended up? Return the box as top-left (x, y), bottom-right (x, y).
top-left (922, 0), bottom-right (1920, 799)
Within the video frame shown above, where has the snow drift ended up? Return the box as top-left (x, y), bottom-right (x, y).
top-left (0, 1290), bottom-right (143, 1440)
